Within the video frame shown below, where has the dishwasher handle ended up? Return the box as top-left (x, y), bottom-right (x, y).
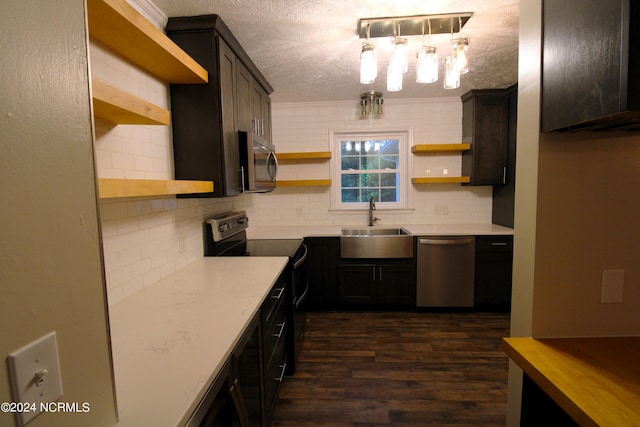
top-left (419, 238), bottom-right (475, 245)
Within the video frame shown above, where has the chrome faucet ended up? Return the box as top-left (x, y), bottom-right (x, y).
top-left (368, 196), bottom-right (379, 226)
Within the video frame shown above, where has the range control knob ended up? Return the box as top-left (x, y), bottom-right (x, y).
top-left (218, 223), bottom-right (229, 233)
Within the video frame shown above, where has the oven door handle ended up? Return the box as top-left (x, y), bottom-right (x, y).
top-left (292, 243), bottom-right (308, 270)
top-left (295, 278), bottom-right (310, 309)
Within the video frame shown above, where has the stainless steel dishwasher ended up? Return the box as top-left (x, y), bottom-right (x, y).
top-left (416, 236), bottom-right (475, 307)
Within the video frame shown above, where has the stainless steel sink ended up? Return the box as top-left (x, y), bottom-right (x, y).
top-left (341, 227), bottom-right (408, 236)
top-left (340, 227), bottom-right (413, 258)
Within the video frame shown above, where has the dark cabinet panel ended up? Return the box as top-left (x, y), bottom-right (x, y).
top-left (232, 312), bottom-right (263, 426)
top-left (542, 0), bottom-right (640, 132)
top-left (261, 272), bottom-right (290, 424)
top-left (462, 89), bottom-right (510, 186)
top-left (492, 84), bottom-right (518, 228)
top-left (474, 235), bottom-right (513, 310)
top-left (338, 262), bottom-right (416, 307)
top-left (304, 237), bottom-right (339, 310)
top-left (338, 264), bottom-right (377, 305)
top-left (166, 15), bottom-right (273, 197)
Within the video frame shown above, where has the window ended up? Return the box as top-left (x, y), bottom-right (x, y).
top-left (331, 130), bottom-right (410, 210)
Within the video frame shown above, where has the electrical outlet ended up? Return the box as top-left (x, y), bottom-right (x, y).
top-left (8, 331), bottom-right (63, 426)
top-left (435, 205), bottom-right (449, 215)
top-left (296, 206), bottom-right (303, 217)
top-left (179, 236), bottom-right (187, 254)
top-left (601, 269), bottom-right (624, 303)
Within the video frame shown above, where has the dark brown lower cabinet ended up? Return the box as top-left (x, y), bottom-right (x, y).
top-left (338, 262), bottom-right (415, 307)
top-left (186, 313), bottom-right (261, 427)
top-left (304, 237), bottom-right (339, 310)
top-left (474, 235), bottom-right (513, 310)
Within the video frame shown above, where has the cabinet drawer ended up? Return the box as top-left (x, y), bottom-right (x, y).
top-left (262, 279), bottom-right (287, 326)
top-left (263, 298), bottom-right (288, 366)
top-left (264, 331), bottom-right (288, 420)
top-left (476, 235), bottom-right (513, 253)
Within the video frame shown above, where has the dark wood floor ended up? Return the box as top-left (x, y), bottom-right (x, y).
top-left (272, 311), bottom-right (510, 427)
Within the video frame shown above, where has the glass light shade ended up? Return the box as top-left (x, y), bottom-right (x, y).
top-left (416, 45), bottom-right (438, 83)
top-left (387, 62), bottom-right (403, 92)
top-left (443, 56), bottom-right (460, 89)
top-left (451, 37), bottom-right (470, 74)
top-left (360, 43), bottom-right (377, 84)
top-left (390, 37), bottom-right (409, 74)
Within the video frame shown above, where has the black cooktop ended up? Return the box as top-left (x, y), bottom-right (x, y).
top-left (245, 239), bottom-right (302, 258)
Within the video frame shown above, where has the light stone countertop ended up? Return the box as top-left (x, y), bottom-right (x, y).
top-left (108, 257), bottom-right (288, 427)
top-left (247, 223), bottom-right (514, 240)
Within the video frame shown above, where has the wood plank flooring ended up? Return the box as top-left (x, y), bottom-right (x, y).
top-left (272, 311), bottom-right (510, 427)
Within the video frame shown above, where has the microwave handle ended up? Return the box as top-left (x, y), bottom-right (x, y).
top-left (268, 152), bottom-right (279, 182)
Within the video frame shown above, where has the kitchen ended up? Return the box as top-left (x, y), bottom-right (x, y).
top-left (1, 1), bottom-right (639, 427)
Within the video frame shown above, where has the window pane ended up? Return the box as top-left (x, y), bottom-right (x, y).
top-left (342, 189), bottom-right (360, 203)
top-left (341, 174), bottom-right (360, 188)
top-left (380, 173), bottom-right (397, 187)
top-left (361, 156), bottom-right (379, 170)
top-left (381, 188), bottom-right (398, 202)
top-left (380, 140), bottom-right (399, 154)
top-left (361, 173), bottom-right (379, 187)
top-left (341, 140), bottom-right (363, 155)
top-left (341, 156), bottom-right (359, 171)
top-left (380, 155), bottom-right (399, 169)
top-left (361, 189), bottom-right (379, 202)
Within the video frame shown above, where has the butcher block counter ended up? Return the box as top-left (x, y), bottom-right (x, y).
top-left (108, 257), bottom-right (288, 427)
top-left (503, 337), bottom-right (640, 426)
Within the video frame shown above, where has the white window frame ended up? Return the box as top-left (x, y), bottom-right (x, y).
top-left (330, 129), bottom-right (412, 211)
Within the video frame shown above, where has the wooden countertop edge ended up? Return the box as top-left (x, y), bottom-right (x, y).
top-left (503, 337), bottom-right (640, 427)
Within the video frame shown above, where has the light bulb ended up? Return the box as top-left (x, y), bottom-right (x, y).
top-left (416, 45), bottom-right (438, 83)
top-left (360, 43), bottom-right (377, 84)
top-left (444, 56), bottom-right (460, 89)
top-left (451, 37), bottom-right (470, 74)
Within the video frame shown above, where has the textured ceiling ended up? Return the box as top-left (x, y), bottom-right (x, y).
top-left (152, 0), bottom-right (519, 103)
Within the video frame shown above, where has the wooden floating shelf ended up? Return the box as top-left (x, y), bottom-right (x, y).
top-left (87, 0), bottom-right (208, 84)
top-left (412, 177), bottom-right (471, 184)
top-left (411, 143), bottom-right (471, 153)
top-left (98, 178), bottom-right (213, 199)
top-left (276, 179), bottom-right (332, 187)
top-left (277, 152), bottom-right (332, 161)
top-left (92, 78), bottom-right (170, 125)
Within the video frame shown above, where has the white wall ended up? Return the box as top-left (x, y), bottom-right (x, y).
top-left (253, 99), bottom-right (493, 227)
top-left (0, 0), bottom-right (117, 425)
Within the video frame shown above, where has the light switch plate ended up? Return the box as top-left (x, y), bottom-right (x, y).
top-left (7, 331), bottom-right (63, 426)
top-left (601, 269), bottom-right (624, 303)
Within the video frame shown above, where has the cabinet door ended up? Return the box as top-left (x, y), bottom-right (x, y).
top-left (262, 94), bottom-right (272, 144)
top-left (474, 236), bottom-right (513, 310)
top-left (462, 90), bottom-right (509, 185)
top-left (304, 237), bottom-right (339, 309)
top-left (338, 264), bottom-right (376, 305)
top-left (232, 312), bottom-right (263, 426)
top-left (235, 60), bottom-right (253, 133)
top-left (377, 264), bottom-right (416, 306)
top-left (218, 38), bottom-right (241, 196)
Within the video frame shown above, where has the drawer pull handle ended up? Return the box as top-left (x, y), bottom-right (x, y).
top-left (273, 321), bottom-right (286, 339)
top-left (275, 363), bottom-right (287, 382)
top-left (491, 242), bottom-right (508, 246)
top-left (271, 287), bottom-right (285, 300)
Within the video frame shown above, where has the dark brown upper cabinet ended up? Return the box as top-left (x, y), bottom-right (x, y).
top-left (462, 88), bottom-right (510, 186)
top-left (166, 15), bottom-right (273, 197)
top-left (542, 0), bottom-right (640, 132)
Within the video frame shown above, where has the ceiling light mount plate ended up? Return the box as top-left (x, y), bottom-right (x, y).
top-left (358, 13), bottom-right (473, 39)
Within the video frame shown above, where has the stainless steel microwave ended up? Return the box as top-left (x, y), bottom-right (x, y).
top-left (239, 131), bottom-right (278, 193)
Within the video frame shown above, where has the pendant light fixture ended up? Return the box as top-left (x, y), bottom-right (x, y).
top-left (357, 12), bottom-right (472, 92)
top-left (416, 20), bottom-right (438, 84)
top-left (360, 24), bottom-right (377, 84)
